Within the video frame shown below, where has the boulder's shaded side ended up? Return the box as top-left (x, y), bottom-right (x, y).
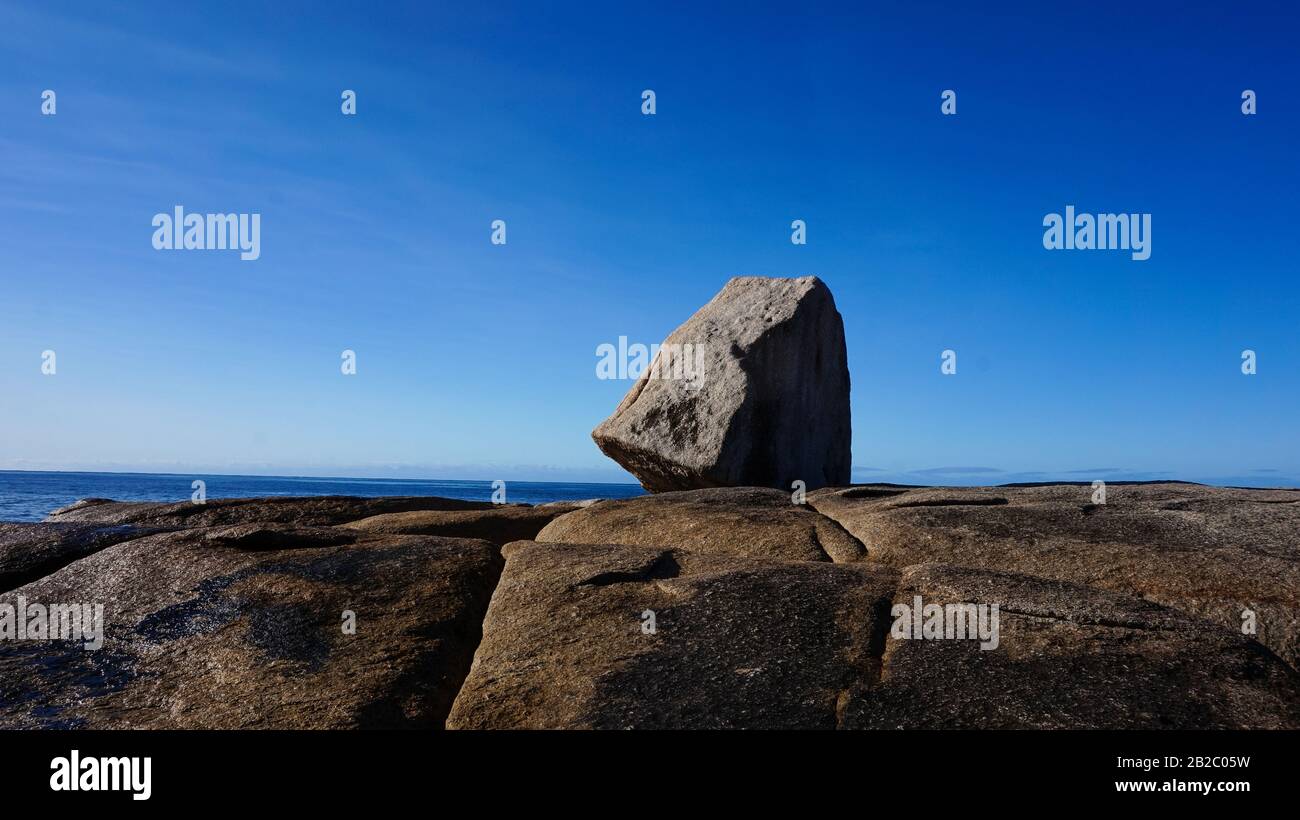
top-left (342, 504), bottom-right (582, 545)
top-left (534, 487), bottom-right (865, 562)
top-left (448, 541), bottom-right (1300, 729)
top-left (808, 482), bottom-right (1300, 670)
top-left (0, 523), bottom-right (162, 593)
top-left (45, 495), bottom-right (498, 528)
top-left (0, 528), bottom-right (501, 729)
top-left (593, 276), bottom-right (851, 492)
top-left (447, 541), bottom-right (898, 729)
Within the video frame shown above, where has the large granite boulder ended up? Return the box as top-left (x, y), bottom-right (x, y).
top-left (535, 487), bottom-right (866, 562)
top-left (0, 526), bottom-right (501, 729)
top-left (593, 276), bottom-right (851, 492)
top-left (448, 541), bottom-right (1300, 729)
top-left (46, 495), bottom-right (497, 528)
top-left (808, 482), bottom-right (1300, 670)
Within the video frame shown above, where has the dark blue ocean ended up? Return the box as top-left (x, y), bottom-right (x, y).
top-left (0, 471), bottom-right (645, 523)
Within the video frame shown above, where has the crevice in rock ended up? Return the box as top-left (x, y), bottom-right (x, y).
top-left (574, 551), bottom-right (682, 587)
top-left (995, 606), bottom-right (1186, 633)
top-left (811, 514), bottom-right (869, 562)
top-left (838, 487), bottom-right (911, 500)
top-left (0, 528), bottom-right (164, 596)
top-left (865, 594), bottom-right (895, 679)
top-left (805, 527), bottom-right (834, 562)
top-left (432, 552), bottom-right (506, 731)
top-left (892, 498), bottom-right (1009, 508)
top-left (805, 501), bottom-right (872, 562)
top-left (1001, 606), bottom-right (1300, 677)
top-left (1, 560), bottom-right (89, 596)
top-left (835, 579), bottom-right (910, 729)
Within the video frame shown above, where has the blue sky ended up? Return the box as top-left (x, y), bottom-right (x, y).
top-left (1, 1), bottom-right (1297, 486)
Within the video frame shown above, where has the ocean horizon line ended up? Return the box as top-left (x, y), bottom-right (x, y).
top-left (0, 468), bottom-right (644, 487)
top-left (2, 467), bottom-right (1297, 489)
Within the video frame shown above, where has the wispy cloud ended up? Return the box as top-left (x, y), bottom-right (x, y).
top-left (913, 466), bottom-right (1006, 475)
